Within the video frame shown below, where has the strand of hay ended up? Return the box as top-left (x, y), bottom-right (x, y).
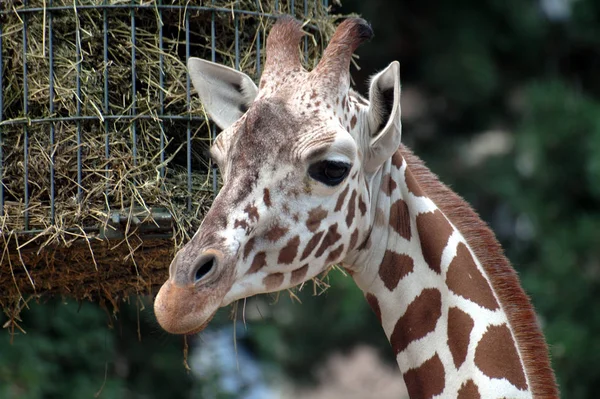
top-left (0, 0), bottom-right (341, 324)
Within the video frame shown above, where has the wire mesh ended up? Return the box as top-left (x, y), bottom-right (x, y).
top-left (0, 0), bottom-right (333, 236)
top-left (0, 0), bottom-right (342, 310)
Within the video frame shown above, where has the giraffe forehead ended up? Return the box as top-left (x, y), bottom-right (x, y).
top-left (222, 99), bottom-right (342, 166)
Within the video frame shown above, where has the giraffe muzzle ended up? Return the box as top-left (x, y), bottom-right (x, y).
top-left (154, 248), bottom-right (234, 335)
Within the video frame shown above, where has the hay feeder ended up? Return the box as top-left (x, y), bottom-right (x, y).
top-left (0, 0), bottom-right (339, 327)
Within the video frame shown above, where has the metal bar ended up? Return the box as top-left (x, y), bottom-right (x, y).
top-left (1, 114), bottom-right (207, 126)
top-left (185, 10), bottom-right (191, 212)
top-left (0, 22), bottom-right (4, 216)
top-left (130, 0), bottom-right (137, 167)
top-left (49, 0), bottom-right (56, 223)
top-left (2, 4), bottom-right (296, 14)
top-left (211, 2), bottom-right (216, 64)
top-left (158, 0), bottom-right (165, 181)
top-left (2, 5), bottom-right (323, 32)
top-left (103, 0), bottom-right (110, 198)
top-left (291, 0), bottom-right (295, 15)
top-left (75, 1), bottom-right (83, 203)
top-left (23, 1), bottom-right (29, 230)
top-left (304, 0), bottom-right (308, 63)
top-left (235, 0), bottom-right (240, 71)
top-left (211, 0), bottom-right (218, 198)
top-left (255, 0), bottom-right (261, 76)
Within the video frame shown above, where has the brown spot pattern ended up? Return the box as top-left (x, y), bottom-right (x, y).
top-left (400, 145), bottom-right (558, 397)
top-left (244, 204), bottom-right (260, 222)
top-left (389, 199), bottom-right (411, 241)
top-left (263, 273), bottom-right (284, 290)
top-left (306, 206), bottom-right (328, 232)
top-left (326, 244), bottom-right (344, 263)
top-left (334, 186), bottom-right (349, 212)
top-left (265, 224), bottom-right (289, 242)
top-left (447, 307), bottom-right (475, 369)
top-left (372, 207), bottom-right (385, 227)
top-left (350, 115), bottom-right (357, 129)
top-left (403, 353), bottom-right (446, 399)
top-left (365, 293), bottom-right (382, 323)
top-left (300, 231), bottom-right (325, 261)
top-left (391, 151), bottom-right (404, 169)
top-left (390, 288), bottom-right (442, 355)
top-left (358, 195), bottom-right (367, 216)
top-left (349, 229), bottom-right (359, 250)
top-left (378, 250), bottom-right (414, 291)
top-left (315, 223), bottom-right (341, 258)
top-left (291, 264), bottom-right (309, 285)
top-left (346, 190), bottom-right (357, 227)
top-left (248, 252), bottom-right (267, 274)
top-left (278, 235), bottom-right (300, 264)
top-left (360, 236), bottom-right (372, 250)
top-left (234, 219), bottom-right (249, 230)
top-left (381, 173), bottom-right (397, 196)
top-left (263, 188), bottom-right (272, 207)
top-left (475, 324), bottom-right (528, 391)
top-left (243, 237), bottom-right (255, 260)
top-left (457, 380), bottom-right (480, 399)
top-left (446, 242), bottom-right (500, 310)
top-left (416, 210), bottom-right (453, 274)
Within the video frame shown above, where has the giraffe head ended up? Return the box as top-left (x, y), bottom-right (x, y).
top-left (154, 17), bottom-right (402, 334)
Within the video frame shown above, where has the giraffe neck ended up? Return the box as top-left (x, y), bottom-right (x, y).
top-left (344, 145), bottom-right (557, 398)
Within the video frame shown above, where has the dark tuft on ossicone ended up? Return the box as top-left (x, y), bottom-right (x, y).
top-left (350, 18), bottom-right (374, 43)
top-left (313, 18), bottom-right (375, 87)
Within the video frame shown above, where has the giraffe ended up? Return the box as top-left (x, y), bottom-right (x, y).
top-left (154, 17), bottom-right (558, 398)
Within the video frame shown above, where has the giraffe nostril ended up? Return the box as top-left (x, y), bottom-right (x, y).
top-left (194, 255), bottom-right (215, 283)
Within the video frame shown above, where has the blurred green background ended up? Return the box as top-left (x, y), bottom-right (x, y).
top-left (3, 0), bottom-right (600, 397)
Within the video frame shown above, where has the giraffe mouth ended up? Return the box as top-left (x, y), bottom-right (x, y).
top-left (182, 312), bottom-right (217, 336)
top-left (154, 280), bottom-right (225, 335)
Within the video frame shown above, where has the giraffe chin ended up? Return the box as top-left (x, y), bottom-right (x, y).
top-left (154, 280), bottom-right (222, 335)
top-left (181, 313), bottom-right (217, 336)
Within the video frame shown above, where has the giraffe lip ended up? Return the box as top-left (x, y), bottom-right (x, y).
top-left (154, 280), bottom-right (223, 335)
top-left (182, 312), bottom-right (217, 336)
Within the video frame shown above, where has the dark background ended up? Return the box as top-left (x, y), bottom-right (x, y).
top-left (2, 0), bottom-right (600, 398)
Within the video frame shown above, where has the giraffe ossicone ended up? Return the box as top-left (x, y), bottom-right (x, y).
top-left (154, 17), bottom-right (558, 398)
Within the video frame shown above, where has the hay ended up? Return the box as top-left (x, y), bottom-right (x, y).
top-left (0, 0), bottom-right (340, 322)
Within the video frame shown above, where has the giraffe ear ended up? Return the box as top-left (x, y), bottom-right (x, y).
top-left (363, 61), bottom-right (402, 173)
top-left (188, 57), bottom-right (259, 130)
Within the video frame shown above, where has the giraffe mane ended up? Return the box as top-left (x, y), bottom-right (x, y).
top-left (400, 144), bottom-right (559, 397)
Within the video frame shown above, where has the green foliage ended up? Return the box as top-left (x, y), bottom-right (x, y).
top-left (505, 82), bottom-right (600, 398)
top-left (247, 272), bottom-right (391, 383)
top-left (0, 300), bottom-right (195, 399)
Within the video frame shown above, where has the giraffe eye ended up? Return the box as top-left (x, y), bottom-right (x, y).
top-left (308, 160), bottom-right (352, 186)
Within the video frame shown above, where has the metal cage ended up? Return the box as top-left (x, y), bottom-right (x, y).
top-left (0, 0), bottom-right (334, 302)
